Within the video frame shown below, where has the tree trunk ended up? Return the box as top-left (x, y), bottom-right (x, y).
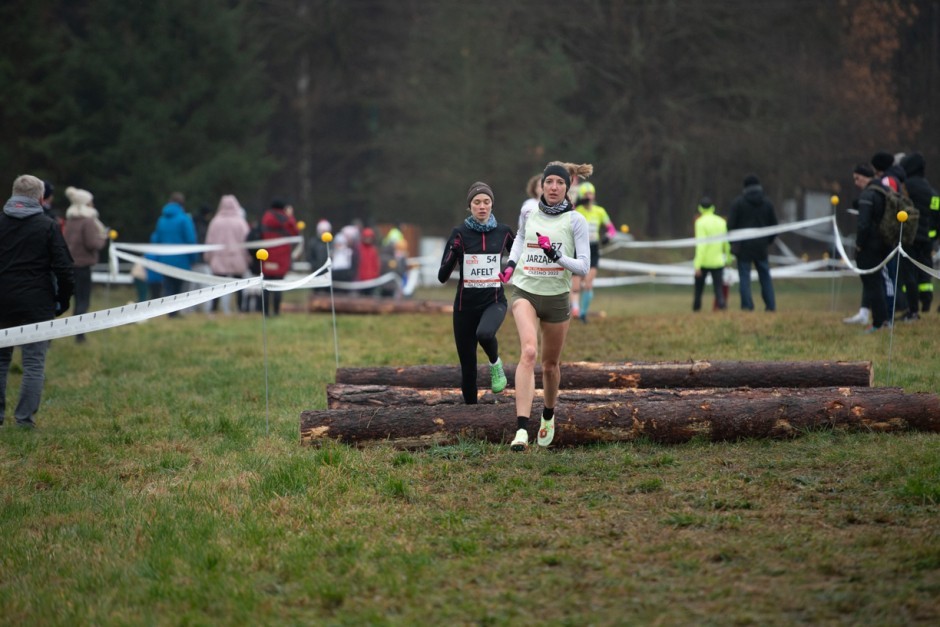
top-left (301, 386), bottom-right (940, 449)
top-left (334, 360), bottom-right (873, 390)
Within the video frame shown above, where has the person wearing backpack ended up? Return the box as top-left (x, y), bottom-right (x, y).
top-left (900, 152), bottom-right (940, 316)
top-left (871, 151), bottom-right (912, 315)
top-left (856, 162), bottom-right (891, 333)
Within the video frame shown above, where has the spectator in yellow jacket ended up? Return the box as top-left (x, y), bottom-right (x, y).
top-left (692, 196), bottom-right (730, 311)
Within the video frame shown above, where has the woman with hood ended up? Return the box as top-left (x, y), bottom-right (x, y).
top-left (204, 195), bottom-right (251, 314)
top-left (499, 162), bottom-right (592, 451)
top-left (150, 192), bottom-right (197, 315)
top-left (63, 186), bottom-right (108, 343)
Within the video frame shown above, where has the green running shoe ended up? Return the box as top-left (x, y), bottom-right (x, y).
top-left (510, 428), bottom-right (529, 452)
top-left (537, 416), bottom-right (555, 447)
top-left (490, 358), bottom-right (507, 394)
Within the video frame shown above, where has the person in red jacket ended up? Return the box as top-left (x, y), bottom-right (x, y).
top-left (356, 227), bottom-right (382, 295)
top-left (260, 199), bottom-right (299, 315)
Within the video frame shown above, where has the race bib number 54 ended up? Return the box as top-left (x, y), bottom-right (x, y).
top-left (463, 254), bottom-right (500, 288)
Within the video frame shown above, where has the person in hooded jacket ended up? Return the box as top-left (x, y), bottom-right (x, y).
top-left (727, 174), bottom-right (778, 311)
top-left (63, 186), bottom-right (108, 342)
top-left (150, 192), bottom-right (197, 317)
top-left (438, 182), bottom-right (515, 405)
top-left (0, 174), bottom-right (75, 428)
top-left (356, 227), bottom-right (382, 295)
top-left (260, 199), bottom-right (299, 315)
top-left (204, 195), bottom-right (251, 315)
top-left (899, 152), bottom-right (940, 316)
top-left (692, 196), bottom-right (730, 312)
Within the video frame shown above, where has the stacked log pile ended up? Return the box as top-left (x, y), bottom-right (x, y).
top-left (300, 360), bottom-right (940, 449)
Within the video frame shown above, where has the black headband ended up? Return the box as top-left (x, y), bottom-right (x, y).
top-left (542, 164), bottom-right (571, 189)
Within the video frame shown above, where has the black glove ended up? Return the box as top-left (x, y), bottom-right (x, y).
top-left (449, 235), bottom-right (462, 253)
top-left (600, 233), bottom-right (610, 246)
top-left (55, 300), bottom-right (68, 317)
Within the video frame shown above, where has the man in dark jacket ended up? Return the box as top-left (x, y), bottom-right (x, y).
top-left (0, 174), bottom-right (75, 428)
top-left (727, 174), bottom-right (778, 311)
top-left (900, 152), bottom-right (940, 316)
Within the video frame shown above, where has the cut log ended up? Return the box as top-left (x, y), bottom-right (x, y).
top-left (288, 296), bottom-right (452, 315)
top-left (334, 360), bottom-right (873, 390)
top-left (302, 386), bottom-right (940, 448)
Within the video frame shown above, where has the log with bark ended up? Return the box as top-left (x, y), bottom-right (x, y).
top-left (301, 386), bottom-right (940, 449)
top-left (334, 360), bottom-right (873, 390)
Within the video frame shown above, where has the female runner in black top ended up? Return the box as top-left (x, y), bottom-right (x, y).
top-left (437, 181), bottom-right (515, 404)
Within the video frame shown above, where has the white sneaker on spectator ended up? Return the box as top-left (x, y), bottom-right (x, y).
top-left (843, 308), bottom-right (870, 325)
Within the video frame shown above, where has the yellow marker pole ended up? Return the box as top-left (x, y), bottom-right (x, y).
top-left (321, 231), bottom-right (339, 369)
top-left (256, 249), bottom-right (270, 434)
top-left (829, 195), bottom-right (839, 311)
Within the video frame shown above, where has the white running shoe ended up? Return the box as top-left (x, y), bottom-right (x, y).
top-left (843, 309), bottom-right (870, 325)
top-left (537, 416), bottom-right (555, 447)
top-left (510, 428), bottom-right (529, 452)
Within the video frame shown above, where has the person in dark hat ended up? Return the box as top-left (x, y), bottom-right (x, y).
top-left (843, 164), bottom-right (877, 325)
top-left (500, 161), bottom-right (592, 452)
top-left (437, 181), bottom-right (515, 405)
top-left (899, 151), bottom-right (940, 317)
top-left (40, 180), bottom-right (64, 232)
top-left (856, 159), bottom-right (892, 332)
top-left (727, 174), bottom-right (778, 311)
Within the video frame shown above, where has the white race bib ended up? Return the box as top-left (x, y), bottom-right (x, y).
top-left (521, 242), bottom-right (564, 277)
top-left (463, 253), bottom-right (501, 288)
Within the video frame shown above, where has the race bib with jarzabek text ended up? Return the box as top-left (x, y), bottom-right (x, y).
top-left (521, 242), bottom-right (564, 277)
top-left (463, 253), bottom-right (501, 288)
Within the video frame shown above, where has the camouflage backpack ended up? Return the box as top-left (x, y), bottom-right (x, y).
top-left (873, 185), bottom-right (918, 248)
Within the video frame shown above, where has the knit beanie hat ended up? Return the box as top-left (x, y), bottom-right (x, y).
top-left (853, 163), bottom-right (874, 177)
top-left (871, 151), bottom-right (895, 173)
top-left (742, 175), bottom-right (760, 188)
top-left (542, 163), bottom-right (571, 190)
top-left (466, 181), bottom-right (494, 207)
top-left (900, 152), bottom-right (926, 177)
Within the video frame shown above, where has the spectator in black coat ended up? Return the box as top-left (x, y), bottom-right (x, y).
top-left (727, 174), bottom-right (778, 311)
top-left (900, 152), bottom-right (940, 316)
top-left (0, 174), bottom-right (75, 428)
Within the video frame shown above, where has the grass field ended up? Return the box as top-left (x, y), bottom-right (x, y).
top-left (1, 278), bottom-right (939, 625)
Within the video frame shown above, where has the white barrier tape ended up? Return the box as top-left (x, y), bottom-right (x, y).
top-left (604, 216), bottom-right (831, 250)
top-left (110, 236), bottom-right (302, 256)
top-left (898, 246), bottom-right (940, 281)
top-left (261, 259), bottom-right (332, 291)
top-left (0, 278), bottom-right (261, 349)
top-left (404, 267), bottom-right (420, 296)
top-left (599, 258), bottom-right (692, 277)
top-left (111, 248), bottom-right (245, 285)
top-left (830, 216), bottom-right (899, 275)
top-left (332, 272), bottom-right (403, 292)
